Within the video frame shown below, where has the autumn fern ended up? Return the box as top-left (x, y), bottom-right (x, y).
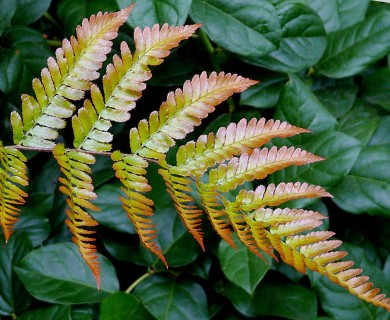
top-left (0, 5), bottom-right (389, 313)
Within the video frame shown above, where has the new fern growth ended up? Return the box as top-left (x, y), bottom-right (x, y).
top-left (0, 4), bottom-right (389, 312)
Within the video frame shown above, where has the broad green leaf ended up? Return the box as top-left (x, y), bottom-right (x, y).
top-left (247, 2), bottom-right (326, 72)
top-left (0, 0), bottom-right (16, 37)
top-left (270, 131), bottom-right (361, 189)
top-left (317, 10), bottom-right (390, 78)
top-left (362, 67), bottom-right (390, 112)
top-left (337, 102), bottom-right (379, 145)
top-left (240, 73), bottom-right (287, 109)
top-left (0, 27), bottom-right (52, 98)
top-left (332, 145), bottom-right (390, 216)
top-left (134, 274), bottom-right (209, 320)
top-left (190, 0), bottom-right (281, 58)
top-left (18, 305), bottom-right (71, 320)
top-left (276, 74), bottom-right (337, 132)
top-left (312, 242), bottom-right (390, 319)
top-left (100, 292), bottom-right (155, 320)
top-left (15, 243), bottom-right (119, 304)
top-left (149, 54), bottom-right (202, 86)
top-left (0, 232), bottom-right (32, 316)
top-left (118, 0), bottom-right (192, 28)
top-left (12, 0), bottom-right (52, 25)
top-left (15, 193), bottom-right (52, 247)
top-left (218, 234), bottom-right (271, 295)
top-left (92, 183), bottom-right (136, 234)
top-left (369, 116), bottom-right (390, 146)
top-left (57, 0), bottom-right (119, 35)
top-left (308, 0), bottom-right (370, 32)
top-left (313, 81), bottom-right (358, 118)
top-left (72, 306), bottom-right (94, 320)
top-left (216, 280), bottom-right (317, 319)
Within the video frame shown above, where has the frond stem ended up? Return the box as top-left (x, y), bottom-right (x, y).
top-left (198, 29), bottom-right (221, 72)
top-left (125, 271), bottom-right (153, 293)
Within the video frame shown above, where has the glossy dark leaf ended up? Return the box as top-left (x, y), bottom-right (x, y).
top-left (12, 0), bottom-right (52, 25)
top-left (0, 232), bottom-right (32, 316)
top-left (118, 0), bottom-right (192, 28)
top-left (337, 102), bottom-right (379, 145)
top-left (248, 2), bottom-right (327, 72)
top-left (270, 131), bottom-right (361, 189)
top-left (332, 145), bottom-right (390, 216)
top-left (216, 280), bottom-right (317, 319)
top-left (134, 274), bottom-right (209, 320)
top-left (317, 10), bottom-right (390, 78)
top-left (0, 27), bottom-right (52, 97)
top-left (100, 292), bottom-right (155, 320)
top-left (276, 74), bottom-right (337, 132)
top-left (18, 305), bottom-right (71, 320)
top-left (15, 193), bottom-right (52, 247)
top-left (57, 0), bottom-right (119, 35)
top-left (308, 0), bottom-right (370, 32)
top-left (218, 234), bottom-right (271, 294)
top-left (190, 0), bottom-right (281, 58)
top-left (313, 81), bottom-right (358, 118)
top-left (369, 116), bottom-right (390, 146)
top-left (15, 243), bottom-right (119, 304)
top-left (0, 0), bottom-right (16, 37)
top-left (362, 67), bottom-right (390, 111)
top-left (240, 73), bottom-right (287, 109)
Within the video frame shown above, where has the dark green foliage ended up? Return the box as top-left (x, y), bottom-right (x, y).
top-left (1, 0), bottom-right (390, 319)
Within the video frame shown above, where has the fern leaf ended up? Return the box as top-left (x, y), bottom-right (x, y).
top-left (197, 181), bottom-right (236, 249)
top-left (73, 24), bottom-right (200, 152)
top-left (53, 144), bottom-right (101, 288)
top-left (225, 202), bottom-right (269, 262)
top-left (236, 182), bottom-right (332, 211)
top-left (0, 142), bottom-right (28, 242)
top-left (12, 5), bottom-right (134, 148)
top-left (111, 151), bottom-right (167, 266)
top-left (130, 72), bottom-right (258, 160)
top-left (245, 207), bottom-right (390, 311)
top-left (208, 146), bottom-right (324, 192)
top-left (159, 168), bottom-right (204, 250)
top-left (176, 118), bottom-right (309, 176)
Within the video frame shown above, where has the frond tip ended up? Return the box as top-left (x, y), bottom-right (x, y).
top-left (0, 142), bottom-right (28, 242)
top-left (111, 151), bottom-right (167, 267)
top-left (53, 144), bottom-right (101, 288)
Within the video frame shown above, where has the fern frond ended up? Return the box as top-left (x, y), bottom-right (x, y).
top-left (243, 206), bottom-right (390, 311)
top-left (225, 202), bottom-right (270, 262)
top-left (111, 151), bottom-right (167, 266)
top-left (130, 72), bottom-right (258, 160)
top-left (0, 142), bottom-right (28, 242)
top-left (236, 182), bottom-right (332, 211)
top-left (176, 118), bottom-right (309, 176)
top-left (11, 5), bottom-right (134, 148)
top-left (73, 24), bottom-right (200, 152)
top-left (159, 168), bottom-right (204, 250)
top-left (196, 181), bottom-right (236, 249)
top-left (208, 146), bottom-right (324, 192)
top-left (53, 144), bottom-right (101, 288)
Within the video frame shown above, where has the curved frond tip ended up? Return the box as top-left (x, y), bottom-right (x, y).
top-left (12, 5), bottom-right (134, 148)
top-left (0, 142), bottom-right (28, 242)
top-left (111, 151), bottom-right (167, 267)
top-left (53, 144), bottom-right (101, 288)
